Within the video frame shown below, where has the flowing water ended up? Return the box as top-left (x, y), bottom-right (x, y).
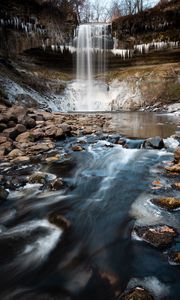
top-left (0, 113), bottom-right (180, 300)
top-left (72, 23), bottom-right (111, 111)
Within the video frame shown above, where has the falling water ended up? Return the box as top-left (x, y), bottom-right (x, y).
top-left (75, 23), bottom-right (110, 111)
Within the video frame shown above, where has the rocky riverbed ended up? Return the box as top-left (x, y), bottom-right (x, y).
top-left (0, 103), bottom-right (180, 300)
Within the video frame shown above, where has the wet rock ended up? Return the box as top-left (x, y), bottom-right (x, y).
top-left (151, 197), bottom-right (180, 211)
top-left (133, 225), bottom-right (177, 248)
top-left (0, 187), bottom-right (8, 202)
top-left (168, 250), bottom-right (180, 265)
top-left (11, 156), bottom-right (30, 164)
top-left (50, 178), bottom-right (64, 190)
top-left (165, 163), bottom-right (180, 173)
top-left (143, 136), bottom-right (164, 149)
top-left (45, 154), bottom-right (61, 163)
top-left (72, 145), bottom-right (84, 151)
top-left (120, 286), bottom-right (154, 300)
top-left (48, 212), bottom-right (71, 230)
top-left (174, 147), bottom-right (180, 163)
top-left (28, 172), bottom-right (48, 184)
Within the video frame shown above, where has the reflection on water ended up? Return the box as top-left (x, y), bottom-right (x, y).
top-left (108, 112), bottom-right (179, 138)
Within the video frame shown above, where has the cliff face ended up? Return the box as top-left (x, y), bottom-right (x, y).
top-left (112, 0), bottom-right (180, 48)
top-left (0, 0), bottom-right (77, 58)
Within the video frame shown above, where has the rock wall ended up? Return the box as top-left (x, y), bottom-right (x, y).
top-left (112, 0), bottom-right (180, 48)
top-left (0, 0), bottom-right (77, 58)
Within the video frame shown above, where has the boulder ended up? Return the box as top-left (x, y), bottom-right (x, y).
top-left (143, 136), bottom-right (164, 149)
top-left (120, 287), bottom-right (154, 300)
top-left (0, 187), bottom-right (8, 202)
top-left (151, 197), bottom-right (180, 211)
top-left (48, 212), bottom-right (71, 230)
top-left (133, 225), bottom-right (177, 248)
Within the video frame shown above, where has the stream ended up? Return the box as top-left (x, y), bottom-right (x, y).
top-left (0, 112), bottom-right (180, 300)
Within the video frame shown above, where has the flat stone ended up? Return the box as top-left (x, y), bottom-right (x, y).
top-left (8, 149), bottom-right (24, 159)
top-left (133, 225), bottom-right (177, 248)
top-left (120, 287), bottom-right (154, 300)
top-left (151, 197), bottom-right (180, 211)
top-left (28, 142), bottom-right (54, 153)
top-left (45, 155), bottom-right (60, 163)
top-left (16, 132), bottom-right (30, 143)
top-left (11, 156), bottom-right (30, 164)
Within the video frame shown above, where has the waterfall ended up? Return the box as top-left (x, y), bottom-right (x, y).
top-left (74, 23), bottom-right (110, 111)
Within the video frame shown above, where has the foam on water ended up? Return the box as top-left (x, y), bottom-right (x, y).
top-left (0, 219), bottom-right (62, 268)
